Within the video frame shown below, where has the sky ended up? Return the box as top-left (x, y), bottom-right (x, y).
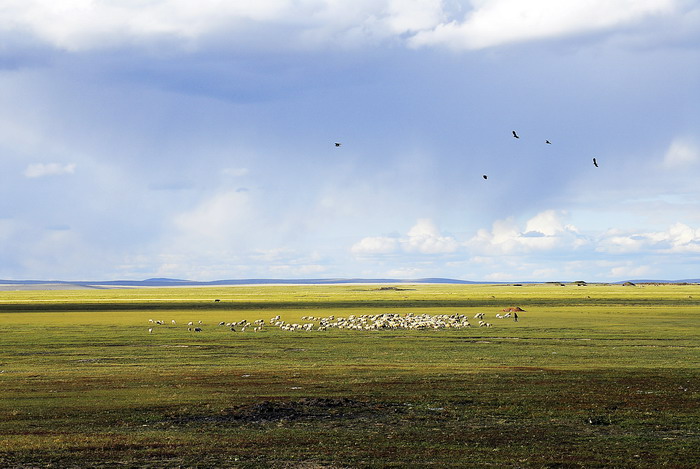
top-left (1, 0), bottom-right (699, 282)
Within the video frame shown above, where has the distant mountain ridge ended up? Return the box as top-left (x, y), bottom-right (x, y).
top-left (0, 277), bottom-right (482, 288)
top-left (1, 277), bottom-right (699, 290)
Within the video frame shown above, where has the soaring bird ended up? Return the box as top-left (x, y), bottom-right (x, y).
top-left (482, 175), bottom-right (488, 180)
top-left (512, 130), bottom-right (519, 139)
top-left (593, 158), bottom-right (599, 167)
top-left (545, 140), bottom-right (552, 144)
top-left (335, 142), bottom-right (341, 147)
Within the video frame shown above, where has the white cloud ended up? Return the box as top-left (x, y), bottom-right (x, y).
top-left (663, 138), bottom-right (699, 168)
top-left (405, 218), bottom-right (459, 254)
top-left (351, 236), bottom-right (400, 255)
top-left (525, 210), bottom-right (571, 236)
top-left (385, 0), bottom-right (444, 33)
top-left (597, 222), bottom-right (700, 254)
top-left (409, 0), bottom-right (679, 50)
top-left (469, 210), bottom-right (585, 254)
top-left (0, 0), bottom-right (300, 51)
top-left (1, 0), bottom-right (689, 52)
top-left (23, 162), bottom-right (76, 178)
top-left (352, 218), bottom-right (458, 256)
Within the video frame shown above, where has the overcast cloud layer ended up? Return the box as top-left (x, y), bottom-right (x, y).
top-left (1, 1), bottom-right (699, 281)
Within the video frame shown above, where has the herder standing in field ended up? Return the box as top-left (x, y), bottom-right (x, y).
top-left (514, 312), bottom-right (518, 322)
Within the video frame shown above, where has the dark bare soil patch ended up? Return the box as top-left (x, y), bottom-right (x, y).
top-left (166, 398), bottom-right (407, 426)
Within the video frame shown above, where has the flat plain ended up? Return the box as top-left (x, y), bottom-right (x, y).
top-left (0, 283), bottom-right (698, 468)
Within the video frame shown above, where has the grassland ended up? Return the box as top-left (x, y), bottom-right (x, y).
top-left (0, 283), bottom-right (698, 468)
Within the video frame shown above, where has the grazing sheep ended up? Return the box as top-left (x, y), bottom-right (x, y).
top-left (273, 312), bottom-right (485, 333)
top-left (194, 327), bottom-right (202, 332)
top-left (148, 328), bottom-right (153, 333)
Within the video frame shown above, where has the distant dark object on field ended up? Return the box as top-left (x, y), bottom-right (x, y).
top-left (512, 130), bottom-right (519, 139)
top-left (335, 142), bottom-right (341, 147)
top-left (482, 175), bottom-right (488, 180)
top-left (214, 299), bottom-right (221, 302)
top-left (593, 157), bottom-right (599, 167)
top-left (545, 140), bottom-right (552, 144)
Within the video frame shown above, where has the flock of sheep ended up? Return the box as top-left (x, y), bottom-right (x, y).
top-left (147, 308), bottom-right (523, 334)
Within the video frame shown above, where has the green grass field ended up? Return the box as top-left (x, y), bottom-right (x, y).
top-left (1, 283), bottom-right (699, 468)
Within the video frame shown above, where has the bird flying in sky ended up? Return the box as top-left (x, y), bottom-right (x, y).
top-left (593, 158), bottom-right (599, 167)
top-left (335, 142), bottom-right (341, 147)
top-left (512, 131), bottom-right (519, 139)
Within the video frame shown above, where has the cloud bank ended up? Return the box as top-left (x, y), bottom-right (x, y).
top-left (352, 218), bottom-right (459, 256)
top-left (410, 0), bottom-right (681, 50)
top-left (0, 0), bottom-right (694, 52)
top-left (352, 212), bottom-right (700, 280)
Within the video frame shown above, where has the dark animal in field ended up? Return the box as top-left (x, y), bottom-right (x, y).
top-left (214, 299), bottom-right (221, 302)
top-left (512, 130), bottom-right (519, 139)
top-left (194, 327), bottom-right (202, 332)
top-left (593, 158), bottom-right (598, 167)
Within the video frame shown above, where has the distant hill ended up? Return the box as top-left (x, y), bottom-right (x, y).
top-left (1, 277), bottom-right (698, 290)
top-left (0, 277), bottom-right (482, 290)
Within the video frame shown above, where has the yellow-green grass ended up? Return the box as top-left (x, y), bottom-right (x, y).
top-left (1, 283), bottom-right (699, 467)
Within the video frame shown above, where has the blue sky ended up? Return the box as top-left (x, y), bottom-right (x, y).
top-left (1, 0), bottom-right (699, 282)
